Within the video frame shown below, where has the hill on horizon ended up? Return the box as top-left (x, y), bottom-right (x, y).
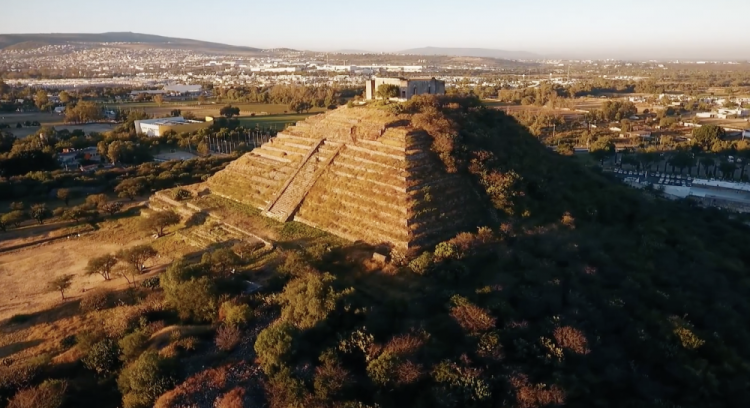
top-left (399, 46), bottom-right (538, 60)
top-left (0, 32), bottom-right (264, 53)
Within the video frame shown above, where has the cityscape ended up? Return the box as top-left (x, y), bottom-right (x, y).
top-left (2, 2), bottom-right (750, 408)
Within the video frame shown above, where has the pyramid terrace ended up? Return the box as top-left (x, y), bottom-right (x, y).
top-left (151, 105), bottom-right (486, 254)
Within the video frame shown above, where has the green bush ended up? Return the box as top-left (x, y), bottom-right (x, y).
top-left (119, 329), bottom-right (150, 362)
top-left (80, 289), bottom-right (113, 312)
top-left (255, 322), bottom-right (297, 375)
top-left (118, 350), bottom-right (176, 408)
top-left (409, 251), bottom-right (434, 275)
top-left (366, 352), bottom-right (398, 387)
top-left (7, 379), bottom-right (66, 408)
top-left (219, 301), bottom-right (252, 328)
top-left (140, 277), bottom-right (160, 289)
top-left (82, 339), bottom-right (120, 376)
top-left (172, 188), bottom-right (192, 201)
top-left (0, 355), bottom-right (50, 400)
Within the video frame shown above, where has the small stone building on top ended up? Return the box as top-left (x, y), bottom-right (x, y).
top-left (365, 77), bottom-right (445, 101)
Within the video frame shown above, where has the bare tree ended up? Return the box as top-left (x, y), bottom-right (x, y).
top-left (47, 274), bottom-right (74, 300)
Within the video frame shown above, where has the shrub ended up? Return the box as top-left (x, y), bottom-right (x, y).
top-left (434, 242), bottom-right (460, 261)
top-left (216, 387), bottom-right (245, 408)
top-left (0, 355), bottom-right (50, 401)
top-left (119, 329), bottom-right (150, 362)
top-left (118, 351), bottom-right (176, 408)
top-left (552, 326), bottom-right (589, 355)
top-left (172, 189), bottom-right (192, 201)
top-left (409, 251), bottom-right (434, 275)
top-left (82, 339), bottom-right (120, 375)
top-left (215, 325), bottom-right (242, 352)
top-left (366, 351), bottom-right (399, 387)
top-left (7, 379), bottom-right (67, 408)
top-left (255, 322), bottom-right (297, 375)
top-left (163, 276), bottom-right (218, 323)
top-left (140, 277), bottom-right (160, 289)
top-left (219, 301), bottom-right (252, 328)
top-left (278, 272), bottom-right (353, 329)
top-left (80, 289), bottom-right (113, 312)
top-left (449, 295), bottom-right (496, 334)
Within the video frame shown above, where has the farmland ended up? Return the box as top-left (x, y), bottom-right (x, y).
top-left (1, 102), bottom-right (326, 137)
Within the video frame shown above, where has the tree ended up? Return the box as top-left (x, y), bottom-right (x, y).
top-left (278, 272), bottom-right (353, 329)
top-left (30, 204), bottom-right (50, 224)
top-left (693, 125), bottom-right (726, 151)
top-left (255, 321), bottom-right (297, 375)
top-left (719, 160), bottom-right (736, 180)
top-left (141, 210), bottom-right (180, 237)
top-left (86, 254), bottom-right (118, 281)
top-left (85, 193), bottom-right (108, 209)
top-left (117, 245), bottom-right (158, 274)
top-left (557, 144), bottom-right (574, 156)
top-left (7, 379), bottom-right (67, 408)
top-left (669, 150), bottom-right (695, 174)
top-left (1, 210), bottom-right (25, 228)
top-left (102, 202), bottom-right (123, 216)
top-left (153, 94), bottom-right (164, 107)
top-left (108, 140), bottom-right (125, 164)
top-left (290, 100), bottom-right (312, 114)
top-left (34, 90), bottom-right (49, 111)
top-left (590, 137), bottom-right (615, 163)
top-left (207, 248), bottom-right (242, 275)
top-left (700, 156), bottom-right (715, 177)
top-left (62, 206), bottom-right (88, 223)
top-left (197, 142), bottom-right (210, 157)
top-left (117, 350), bottom-right (176, 408)
top-left (64, 101), bottom-right (102, 123)
top-left (376, 84), bottom-right (400, 102)
top-left (47, 274), bottom-right (74, 300)
top-left (219, 105), bottom-right (240, 118)
top-left (59, 91), bottom-right (72, 104)
top-left (115, 178), bottom-right (148, 200)
top-left (115, 265), bottom-right (139, 286)
top-left (56, 189), bottom-right (71, 206)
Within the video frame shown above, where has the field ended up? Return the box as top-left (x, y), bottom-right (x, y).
top-left (0, 201), bottom-right (195, 322)
top-left (1, 102), bottom-right (326, 137)
top-left (102, 101), bottom-right (326, 119)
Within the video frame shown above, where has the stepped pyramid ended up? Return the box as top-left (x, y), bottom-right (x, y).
top-left (206, 106), bottom-right (486, 253)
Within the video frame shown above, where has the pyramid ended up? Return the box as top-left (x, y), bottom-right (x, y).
top-left (206, 106), bottom-right (486, 253)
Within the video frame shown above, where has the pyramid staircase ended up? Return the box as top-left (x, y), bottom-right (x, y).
top-left (264, 140), bottom-right (343, 222)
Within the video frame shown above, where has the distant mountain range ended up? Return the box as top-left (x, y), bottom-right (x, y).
top-left (0, 32), bottom-right (263, 53)
top-left (398, 47), bottom-right (538, 60)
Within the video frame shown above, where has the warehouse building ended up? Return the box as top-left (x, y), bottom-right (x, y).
top-left (134, 117), bottom-right (213, 137)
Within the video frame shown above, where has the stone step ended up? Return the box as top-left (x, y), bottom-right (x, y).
top-left (252, 150), bottom-right (292, 163)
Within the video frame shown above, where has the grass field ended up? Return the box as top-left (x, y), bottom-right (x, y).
top-left (1, 103), bottom-right (327, 137)
top-left (103, 102), bottom-right (326, 118)
top-left (0, 200), bottom-right (195, 321)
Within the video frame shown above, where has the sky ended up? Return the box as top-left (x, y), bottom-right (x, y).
top-left (3, 0), bottom-right (750, 60)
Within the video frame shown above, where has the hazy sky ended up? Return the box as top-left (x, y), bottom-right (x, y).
top-left (4, 0), bottom-right (750, 60)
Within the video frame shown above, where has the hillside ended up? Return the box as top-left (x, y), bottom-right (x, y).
top-left (0, 32), bottom-right (263, 53)
top-left (399, 46), bottom-right (538, 60)
top-left (154, 98), bottom-right (750, 407)
top-left (3, 98), bottom-right (750, 408)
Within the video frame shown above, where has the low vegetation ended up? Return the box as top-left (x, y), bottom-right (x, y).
top-left (3, 97), bottom-right (750, 408)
